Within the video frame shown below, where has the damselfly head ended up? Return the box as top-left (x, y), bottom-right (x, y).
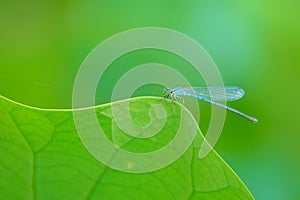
top-left (164, 87), bottom-right (172, 93)
top-left (163, 87), bottom-right (172, 98)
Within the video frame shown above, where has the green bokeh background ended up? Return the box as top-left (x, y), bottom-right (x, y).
top-left (0, 1), bottom-right (299, 199)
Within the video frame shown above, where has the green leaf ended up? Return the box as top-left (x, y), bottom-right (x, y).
top-left (0, 95), bottom-right (253, 200)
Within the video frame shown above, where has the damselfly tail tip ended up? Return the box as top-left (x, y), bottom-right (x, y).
top-left (252, 118), bottom-right (258, 123)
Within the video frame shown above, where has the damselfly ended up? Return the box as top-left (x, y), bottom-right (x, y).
top-left (163, 87), bottom-right (258, 123)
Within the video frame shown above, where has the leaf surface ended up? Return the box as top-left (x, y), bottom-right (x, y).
top-left (0, 96), bottom-right (253, 200)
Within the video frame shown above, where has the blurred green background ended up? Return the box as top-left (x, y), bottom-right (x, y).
top-left (0, 1), bottom-right (299, 199)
